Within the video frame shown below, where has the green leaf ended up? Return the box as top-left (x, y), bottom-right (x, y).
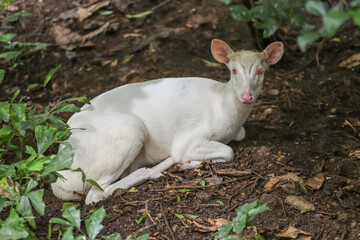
top-left (197, 178), bottom-right (206, 186)
top-left (174, 213), bottom-right (185, 220)
top-left (0, 125), bottom-right (13, 142)
top-left (61, 202), bottom-right (78, 212)
top-left (5, 12), bottom-right (33, 22)
top-left (26, 83), bottom-right (43, 91)
top-left (52, 104), bottom-right (81, 114)
top-left (35, 125), bottom-right (57, 154)
top-left (10, 89), bottom-right (20, 103)
top-left (0, 50), bottom-right (22, 60)
top-left (18, 196), bottom-right (36, 228)
top-left (219, 0), bottom-right (231, 4)
top-left (135, 214), bottom-right (147, 224)
top-left (126, 10), bottom-right (153, 18)
top-left (322, 10), bottom-right (350, 38)
top-left (0, 102), bottom-right (10, 122)
top-left (49, 116), bottom-right (68, 130)
top-left (27, 189), bottom-right (45, 215)
top-left (24, 178), bottom-right (38, 194)
top-left (103, 232), bottom-right (123, 240)
top-left (85, 179), bottom-right (104, 192)
top-left (49, 217), bottom-right (72, 226)
top-left (10, 103), bottom-right (26, 130)
top-left (230, 5), bottom-right (252, 22)
top-left (262, 19), bottom-right (279, 38)
top-left (42, 145), bottom-right (74, 176)
top-left (217, 200), bottom-right (225, 206)
top-left (44, 64), bottom-right (61, 87)
top-left (25, 145), bottom-right (36, 155)
top-left (135, 234), bottom-right (150, 240)
top-left (85, 206), bottom-right (106, 240)
top-left (62, 226), bottom-right (75, 240)
top-left (305, 1), bottom-right (326, 16)
top-left (187, 214), bottom-right (198, 219)
top-left (215, 221), bottom-right (233, 239)
top-left (98, 10), bottom-right (113, 15)
top-left (254, 233), bottom-right (265, 240)
top-left (351, 8), bottom-right (360, 26)
top-left (63, 206), bottom-right (81, 230)
top-left (177, 188), bottom-right (193, 193)
top-left (0, 69), bottom-right (5, 84)
top-left (297, 31), bottom-right (321, 52)
top-left (17, 42), bottom-right (48, 50)
top-left (0, 176), bottom-right (16, 197)
top-left (0, 208), bottom-right (29, 239)
top-left (0, 33), bottom-right (16, 43)
top-left (248, 204), bottom-right (269, 222)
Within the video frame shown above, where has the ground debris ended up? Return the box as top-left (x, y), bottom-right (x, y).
top-left (276, 226), bottom-right (312, 239)
top-left (305, 173), bottom-right (324, 190)
top-left (285, 195), bottom-right (315, 214)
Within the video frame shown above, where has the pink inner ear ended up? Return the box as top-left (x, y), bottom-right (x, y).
top-left (264, 42), bottom-right (284, 65)
top-left (211, 40), bottom-right (234, 64)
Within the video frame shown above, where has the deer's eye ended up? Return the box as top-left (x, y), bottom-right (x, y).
top-left (232, 69), bottom-right (237, 74)
top-left (258, 69), bottom-right (263, 74)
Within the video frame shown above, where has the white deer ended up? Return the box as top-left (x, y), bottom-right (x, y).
top-left (52, 39), bottom-right (284, 204)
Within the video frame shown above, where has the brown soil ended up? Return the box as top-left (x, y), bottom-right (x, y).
top-left (1, 0), bottom-right (360, 239)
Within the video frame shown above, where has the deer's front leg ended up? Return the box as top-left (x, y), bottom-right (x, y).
top-left (234, 127), bottom-right (246, 142)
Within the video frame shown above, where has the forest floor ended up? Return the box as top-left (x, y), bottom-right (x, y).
top-left (1, 0), bottom-right (360, 239)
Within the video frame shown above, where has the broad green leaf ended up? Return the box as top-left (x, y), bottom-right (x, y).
top-left (27, 189), bottom-right (45, 215)
top-left (18, 196), bottom-right (36, 228)
top-left (103, 232), bottom-right (123, 240)
top-left (42, 145), bottom-right (74, 176)
top-left (322, 10), bottom-right (350, 38)
top-left (0, 164), bottom-right (16, 179)
top-left (98, 10), bottom-right (113, 15)
top-left (52, 104), bottom-right (80, 114)
top-left (0, 102), bottom-right (10, 122)
top-left (126, 10), bottom-right (152, 18)
top-left (62, 226), bottom-right (75, 240)
top-left (232, 212), bottom-right (247, 234)
top-left (255, 233), bottom-right (265, 240)
top-left (230, 5), bottom-right (251, 22)
top-left (0, 198), bottom-right (8, 213)
top-left (214, 221), bottom-right (233, 239)
top-left (248, 204), bottom-right (269, 221)
top-left (0, 69), bottom-right (5, 83)
top-left (10, 103), bottom-right (26, 130)
top-left (24, 178), bottom-right (38, 194)
top-left (0, 208), bottom-right (29, 239)
top-left (25, 145), bottom-right (36, 155)
top-left (44, 64), bottom-right (61, 87)
top-left (49, 116), bottom-right (68, 130)
top-left (85, 206), bottom-right (106, 240)
top-left (135, 234), bottom-right (150, 240)
top-left (351, 8), bottom-right (360, 26)
top-left (297, 31), bottom-right (321, 52)
top-left (0, 50), bottom-right (22, 60)
top-left (74, 235), bottom-right (87, 240)
top-left (0, 33), bottom-right (16, 43)
top-left (0, 125), bottom-right (13, 142)
top-left (262, 19), bottom-right (279, 38)
top-left (20, 154), bottom-right (49, 173)
top-left (305, 1), bottom-right (326, 16)
top-left (35, 125), bottom-right (57, 154)
top-left (5, 12), bottom-right (33, 22)
top-left (174, 213), bottom-right (185, 220)
top-left (63, 206), bottom-right (81, 230)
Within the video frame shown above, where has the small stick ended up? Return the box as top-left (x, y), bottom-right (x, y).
top-left (160, 203), bottom-right (176, 240)
top-left (150, 177), bottom-right (247, 192)
top-left (145, 200), bottom-right (156, 224)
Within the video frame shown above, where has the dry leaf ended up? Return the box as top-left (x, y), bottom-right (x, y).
top-left (339, 53), bottom-right (360, 69)
top-left (51, 25), bottom-right (82, 50)
top-left (193, 218), bottom-right (227, 232)
top-left (186, 14), bottom-right (218, 28)
top-left (278, 173), bottom-right (302, 183)
top-left (202, 59), bottom-right (221, 68)
top-left (305, 173), bottom-right (324, 190)
top-left (82, 21), bottom-right (110, 42)
top-left (268, 89), bottom-right (280, 96)
top-left (77, 0), bottom-right (111, 22)
top-left (285, 195), bottom-right (315, 214)
top-left (264, 177), bottom-right (280, 191)
top-left (277, 226), bottom-right (312, 239)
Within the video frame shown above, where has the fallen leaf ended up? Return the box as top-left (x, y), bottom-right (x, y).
top-left (339, 53), bottom-right (360, 69)
top-left (82, 21), bottom-right (110, 43)
top-left (193, 218), bottom-right (227, 232)
top-left (268, 89), bottom-right (280, 96)
top-left (285, 195), bottom-right (315, 214)
top-left (305, 173), bottom-right (324, 190)
top-left (276, 226), bottom-right (312, 239)
top-left (77, 0), bottom-right (111, 22)
top-left (351, 149), bottom-right (360, 159)
top-left (186, 14), bottom-right (218, 28)
top-left (51, 25), bottom-right (82, 50)
top-left (264, 177), bottom-right (280, 191)
top-left (340, 185), bottom-right (355, 192)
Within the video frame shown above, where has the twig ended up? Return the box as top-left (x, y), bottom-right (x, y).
top-left (145, 200), bottom-right (156, 224)
top-left (150, 177), bottom-right (247, 192)
top-left (315, 39), bottom-right (325, 67)
top-left (149, 0), bottom-right (171, 12)
top-left (160, 203), bottom-right (176, 240)
top-left (315, 229), bottom-right (325, 240)
top-left (340, 225), bottom-right (347, 240)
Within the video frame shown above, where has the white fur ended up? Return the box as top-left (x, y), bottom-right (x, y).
top-left (51, 40), bottom-right (284, 204)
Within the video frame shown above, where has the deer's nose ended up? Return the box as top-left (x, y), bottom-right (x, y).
top-left (240, 92), bottom-right (254, 104)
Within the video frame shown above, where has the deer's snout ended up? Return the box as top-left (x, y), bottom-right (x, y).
top-left (240, 92), bottom-right (254, 104)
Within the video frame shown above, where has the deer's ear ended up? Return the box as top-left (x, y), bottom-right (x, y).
top-left (263, 42), bottom-right (284, 65)
top-left (211, 39), bottom-right (234, 64)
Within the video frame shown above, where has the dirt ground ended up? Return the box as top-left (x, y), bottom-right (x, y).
top-left (1, 0), bottom-right (360, 239)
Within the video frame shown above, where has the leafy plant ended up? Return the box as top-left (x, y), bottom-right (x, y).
top-left (221, 0), bottom-right (360, 51)
top-left (0, 89), bottom-right (90, 238)
top-left (214, 200), bottom-right (269, 240)
top-left (50, 205), bottom-right (150, 240)
top-left (27, 64), bottom-right (61, 91)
